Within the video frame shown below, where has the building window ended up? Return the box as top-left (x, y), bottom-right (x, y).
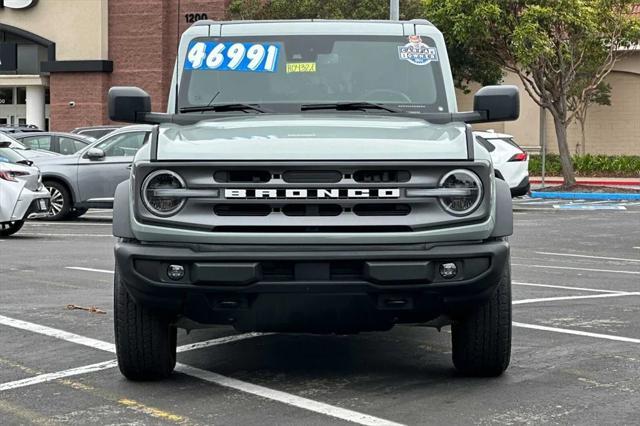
top-left (0, 87), bottom-right (13, 105)
top-left (17, 87), bottom-right (26, 104)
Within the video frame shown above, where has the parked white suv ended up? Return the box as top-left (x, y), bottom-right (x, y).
top-left (0, 144), bottom-right (51, 236)
top-left (475, 131), bottom-right (530, 197)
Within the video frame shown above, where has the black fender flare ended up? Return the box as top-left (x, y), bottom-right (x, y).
top-left (113, 180), bottom-right (134, 239)
top-left (491, 178), bottom-right (513, 237)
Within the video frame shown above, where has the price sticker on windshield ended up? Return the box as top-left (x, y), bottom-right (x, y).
top-left (185, 41), bottom-right (280, 72)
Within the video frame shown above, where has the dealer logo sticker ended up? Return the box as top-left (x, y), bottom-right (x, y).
top-left (398, 35), bottom-right (438, 66)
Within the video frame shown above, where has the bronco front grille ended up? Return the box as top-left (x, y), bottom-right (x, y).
top-left (135, 162), bottom-right (491, 233)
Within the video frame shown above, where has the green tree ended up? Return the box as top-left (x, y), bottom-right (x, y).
top-left (569, 81), bottom-right (611, 155)
top-left (227, 0), bottom-right (503, 87)
top-left (228, 0), bottom-right (426, 21)
top-left (425, 0), bottom-right (640, 185)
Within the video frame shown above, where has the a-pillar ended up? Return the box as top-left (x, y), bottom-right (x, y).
top-left (25, 85), bottom-right (46, 130)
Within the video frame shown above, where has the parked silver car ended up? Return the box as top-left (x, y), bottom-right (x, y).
top-left (12, 132), bottom-right (95, 155)
top-left (0, 144), bottom-right (51, 236)
top-left (0, 132), bottom-right (59, 161)
top-left (70, 125), bottom-right (121, 140)
top-left (36, 125), bottom-right (152, 220)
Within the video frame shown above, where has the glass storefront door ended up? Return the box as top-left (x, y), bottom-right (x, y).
top-left (0, 86), bottom-right (49, 128)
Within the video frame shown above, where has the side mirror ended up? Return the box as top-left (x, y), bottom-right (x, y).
top-left (108, 86), bottom-right (151, 123)
top-left (473, 85), bottom-right (519, 123)
top-left (86, 148), bottom-right (105, 161)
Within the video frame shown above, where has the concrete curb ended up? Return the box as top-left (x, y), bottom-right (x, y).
top-left (530, 178), bottom-right (640, 186)
top-left (530, 191), bottom-right (640, 201)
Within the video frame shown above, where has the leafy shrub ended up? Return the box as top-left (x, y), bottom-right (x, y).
top-left (228, 0), bottom-right (427, 20)
top-left (529, 154), bottom-right (640, 177)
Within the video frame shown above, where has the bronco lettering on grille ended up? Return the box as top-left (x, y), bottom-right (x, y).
top-left (224, 188), bottom-right (400, 199)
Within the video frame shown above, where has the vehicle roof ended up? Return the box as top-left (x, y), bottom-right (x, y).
top-left (96, 125), bottom-right (153, 139)
top-left (0, 128), bottom-right (43, 133)
top-left (72, 125), bottom-right (121, 131)
top-left (185, 19), bottom-right (440, 37)
top-left (193, 19), bottom-right (434, 27)
top-left (474, 131), bottom-right (514, 139)
top-left (12, 131), bottom-right (91, 139)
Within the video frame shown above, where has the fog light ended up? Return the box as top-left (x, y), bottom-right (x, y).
top-left (167, 264), bottom-right (185, 281)
top-left (439, 262), bottom-right (458, 279)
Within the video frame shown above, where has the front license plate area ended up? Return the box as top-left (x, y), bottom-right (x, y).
top-left (38, 198), bottom-right (49, 212)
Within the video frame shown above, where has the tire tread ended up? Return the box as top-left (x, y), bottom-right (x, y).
top-left (114, 268), bottom-right (176, 380)
top-left (451, 264), bottom-right (512, 376)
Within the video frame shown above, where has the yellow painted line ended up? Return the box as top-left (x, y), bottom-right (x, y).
top-left (0, 399), bottom-right (54, 425)
top-left (0, 357), bottom-right (188, 424)
top-left (0, 357), bottom-right (41, 376)
top-left (119, 398), bottom-right (189, 425)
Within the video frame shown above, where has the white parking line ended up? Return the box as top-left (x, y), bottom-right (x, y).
top-left (515, 200), bottom-right (559, 205)
top-left (512, 263), bottom-right (640, 275)
top-left (513, 292), bottom-right (640, 305)
top-left (66, 266), bottom-right (114, 274)
top-left (0, 314), bottom-right (116, 352)
top-left (534, 251), bottom-right (640, 263)
top-left (0, 334), bottom-right (268, 393)
top-left (512, 281), bottom-right (630, 294)
top-left (0, 314), bottom-right (403, 426)
top-left (0, 360), bottom-right (118, 392)
top-left (176, 333), bottom-right (271, 353)
top-left (513, 322), bottom-right (640, 344)
top-left (176, 364), bottom-right (403, 426)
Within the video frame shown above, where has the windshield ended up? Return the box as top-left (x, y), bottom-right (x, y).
top-left (179, 35), bottom-right (448, 113)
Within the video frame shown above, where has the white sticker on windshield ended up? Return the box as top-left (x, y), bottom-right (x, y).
top-left (398, 35), bottom-right (438, 66)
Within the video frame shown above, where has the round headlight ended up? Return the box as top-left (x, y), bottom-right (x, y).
top-left (141, 170), bottom-right (186, 216)
top-left (438, 169), bottom-right (483, 215)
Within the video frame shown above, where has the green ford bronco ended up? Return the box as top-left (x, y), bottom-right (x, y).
top-left (109, 19), bottom-right (519, 380)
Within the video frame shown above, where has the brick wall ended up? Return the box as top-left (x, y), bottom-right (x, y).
top-left (50, 0), bottom-right (229, 131)
top-left (49, 73), bottom-right (110, 131)
top-left (109, 0), bottom-right (230, 113)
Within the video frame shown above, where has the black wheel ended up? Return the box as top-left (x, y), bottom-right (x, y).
top-left (0, 220), bottom-right (25, 237)
top-left (114, 264), bottom-right (177, 380)
top-left (43, 181), bottom-right (72, 221)
top-left (451, 263), bottom-right (512, 377)
top-left (66, 208), bottom-right (88, 220)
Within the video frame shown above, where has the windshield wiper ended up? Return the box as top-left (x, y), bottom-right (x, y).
top-left (300, 102), bottom-right (403, 114)
top-left (180, 103), bottom-right (270, 113)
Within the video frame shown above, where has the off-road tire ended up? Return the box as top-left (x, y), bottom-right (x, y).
top-left (43, 181), bottom-right (72, 221)
top-left (0, 220), bottom-right (25, 237)
top-left (114, 266), bottom-right (177, 380)
top-left (451, 263), bottom-right (511, 377)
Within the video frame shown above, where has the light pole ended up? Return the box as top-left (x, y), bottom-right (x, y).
top-left (390, 0), bottom-right (399, 20)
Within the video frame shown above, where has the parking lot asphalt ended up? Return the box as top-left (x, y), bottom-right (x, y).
top-left (1, 207), bottom-right (640, 425)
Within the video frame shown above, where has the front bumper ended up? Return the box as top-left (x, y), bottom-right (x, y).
top-left (11, 187), bottom-right (50, 221)
top-left (510, 176), bottom-right (530, 197)
top-left (115, 239), bottom-right (509, 333)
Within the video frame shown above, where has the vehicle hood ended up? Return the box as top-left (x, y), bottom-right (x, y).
top-left (155, 114), bottom-right (469, 161)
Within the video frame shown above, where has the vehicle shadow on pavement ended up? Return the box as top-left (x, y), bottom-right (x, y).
top-left (177, 327), bottom-right (467, 383)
